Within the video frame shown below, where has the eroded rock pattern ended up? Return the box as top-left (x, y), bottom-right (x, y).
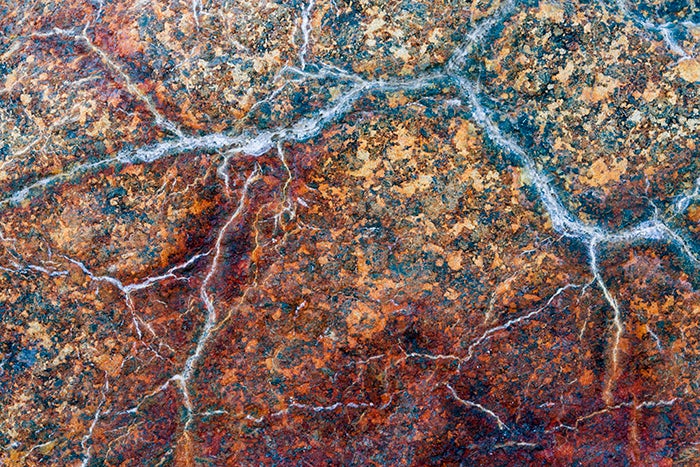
top-left (1, 0), bottom-right (699, 465)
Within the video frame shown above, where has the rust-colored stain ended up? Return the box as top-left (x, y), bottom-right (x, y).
top-left (1, 0), bottom-right (699, 465)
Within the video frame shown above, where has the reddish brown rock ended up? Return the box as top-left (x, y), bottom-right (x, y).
top-left (1, 0), bottom-right (699, 465)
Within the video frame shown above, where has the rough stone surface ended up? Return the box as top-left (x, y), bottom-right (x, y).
top-left (1, 0), bottom-right (699, 465)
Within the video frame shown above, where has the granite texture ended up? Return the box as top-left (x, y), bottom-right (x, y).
top-left (1, 0), bottom-right (700, 465)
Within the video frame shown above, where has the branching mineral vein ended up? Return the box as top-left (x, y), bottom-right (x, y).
top-left (464, 283), bottom-right (581, 364)
top-left (61, 251), bottom-right (209, 348)
top-left (172, 165), bottom-right (260, 431)
top-left (5, 0), bottom-right (700, 458)
top-left (613, 0), bottom-right (694, 59)
top-left (29, 26), bottom-right (183, 136)
top-left (80, 374), bottom-right (109, 467)
top-left (454, 78), bottom-right (699, 404)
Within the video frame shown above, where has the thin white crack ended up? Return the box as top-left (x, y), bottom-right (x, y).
top-left (464, 283), bottom-right (581, 363)
top-left (588, 240), bottom-right (623, 404)
top-left (447, 0), bottom-right (516, 73)
top-left (252, 142), bottom-right (298, 233)
top-left (547, 397), bottom-right (679, 433)
top-left (2, 157), bottom-right (116, 207)
top-left (444, 383), bottom-right (509, 431)
top-left (282, 400), bottom-right (373, 414)
top-left (0, 261), bottom-right (70, 277)
top-left (169, 165), bottom-right (260, 431)
top-left (647, 326), bottom-right (663, 352)
top-left (29, 27), bottom-right (183, 136)
top-left (118, 378), bottom-right (175, 416)
top-left (62, 250), bottom-right (209, 302)
top-left (62, 251), bottom-right (209, 348)
top-left (401, 352), bottom-right (463, 364)
top-left (20, 440), bottom-right (56, 461)
top-left (674, 176), bottom-right (700, 215)
top-left (492, 441), bottom-right (539, 450)
top-left (248, 399), bottom-right (375, 424)
top-left (192, 0), bottom-right (203, 27)
top-left (80, 374), bottom-right (109, 467)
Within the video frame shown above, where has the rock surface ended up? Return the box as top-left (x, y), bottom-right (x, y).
top-left (1, 0), bottom-right (699, 465)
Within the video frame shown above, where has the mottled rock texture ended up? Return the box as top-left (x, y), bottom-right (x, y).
top-left (1, 0), bottom-right (699, 465)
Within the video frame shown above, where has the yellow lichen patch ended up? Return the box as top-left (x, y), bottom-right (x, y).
top-left (387, 125), bottom-right (417, 162)
top-left (349, 148), bottom-right (381, 179)
top-left (581, 74), bottom-right (620, 104)
top-left (452, 120), bottom-right (480, 156)
top-left (94, 352), bottom-right (124, 376)
top-left (460, 167), bottom-right (485, 191)
top-left (396, 173), bottom-right (432, 197)
top-left (536, 3), bottom-right (565, 23)
top-left (641, 80), bottom-right (661, 102)
top-left (26, 320), bottom-right (54, 347)
top-left (584, 157), bottom-right (628, 187)
top-left (450, 218), bottom-right (477, 236)
top-left (346, 301), bottom-right (386, 347)
top-left (688, 204), bottom-right (700, 224)
top-left (554, 61), bottom-right (575, 84)
top-left (676, 58), bottom-right (700, 83)
top-left (446, 253), bottom-right (463, 271)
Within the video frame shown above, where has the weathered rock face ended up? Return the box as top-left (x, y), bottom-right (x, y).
top-left (1, 0), bottom-right (699, 465)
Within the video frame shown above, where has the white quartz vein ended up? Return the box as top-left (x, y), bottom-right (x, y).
top-left (1, 69), bottom-right (443, 207)
top-left (298, 0), bottom-right (315, 69)
top-left (5, 0), bottom-right (700, 458)
top-left (454, 78), bottom-right (700, 403)
top-left (674, 176), bottom-right (700, 215)
top-left (613, 0), bottom-right (694, 59)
